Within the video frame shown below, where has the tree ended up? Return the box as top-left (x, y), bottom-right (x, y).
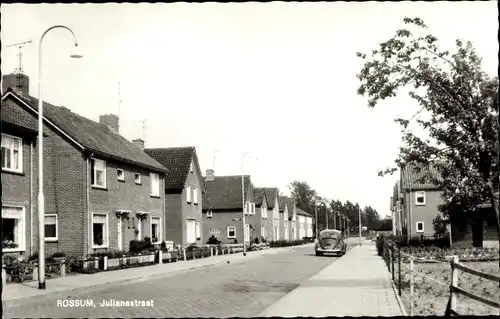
top-left (363, 206), bottom-right (381, 230)
top-left (288, 181), bottom-right (317, 213)
top-left (356, 17), bottom-right (499, 248)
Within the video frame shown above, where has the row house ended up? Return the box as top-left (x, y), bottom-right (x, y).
top-left (253, 188), bottom-right (270, 240)
top-left (264, 188), bottom-right (280, 241)
top-left (280, 196), bottom-right (298, 241)
top-left (296, 208), bottom-right (314, 239)
top-left (202, 170), bottom-right (255, 244)
top-left (1, 74), bottom-right (168, 257)
top-left (144, 147), bottom-right (205, 246)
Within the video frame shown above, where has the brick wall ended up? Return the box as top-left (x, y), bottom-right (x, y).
top-left (89, 160), bottom-right (164, 253)
top-left (203, 210), bottom-right (245, 244)
top-left (165, 192), bottom-right (183, 245)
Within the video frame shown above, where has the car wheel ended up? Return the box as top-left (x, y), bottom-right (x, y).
top-left (315, 251), bottom-right (322, 256)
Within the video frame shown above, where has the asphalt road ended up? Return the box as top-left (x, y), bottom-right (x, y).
top-left (3, 244), bottom-right (351, 318)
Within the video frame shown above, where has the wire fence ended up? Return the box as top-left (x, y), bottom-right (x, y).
top-left (381, 242), bottom-right (500, 316)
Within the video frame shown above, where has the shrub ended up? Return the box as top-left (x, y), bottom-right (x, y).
top-left (376, 234), bottom-right (385, 256)
top-left (50, 251), bottom-right (66, 258)
top-left (88, 250), bottom-right (128, 259)
top-left (206, 235), bottom-right (221, 245)
top-left (254, 237), bottom-right (260, 244)
top-left (129, 238), bottom-right (154, 254)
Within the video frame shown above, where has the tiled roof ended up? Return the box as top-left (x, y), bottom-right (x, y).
top-left (203, 175), bottom-right (251, 210)
top-left (401, 163), bottom-right (443, 190)
top-left (278, 196), bottom-right (287, 212)
top-left (264, 188), bottom-right (279, 208)
top-left (296, 208), bottom-right (313, 218)
top-left (144, 147), bottom-right (202, 190)
top-left (253, 188), bottom-right (267, 207)
top-left (278, 196), bottom-right (295, 217)
top-left (1, 97), bottom-right (38, 132)
top-left (6, 90), bottom-right (167, 173)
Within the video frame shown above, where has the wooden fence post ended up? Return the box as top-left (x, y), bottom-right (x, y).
top-left (409, 256), bottom-right (414, 316)
top-left (450, 256), bottom-right (459, 313)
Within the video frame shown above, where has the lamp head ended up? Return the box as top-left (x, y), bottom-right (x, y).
top-left (70, 43), bottom-right (83, 59)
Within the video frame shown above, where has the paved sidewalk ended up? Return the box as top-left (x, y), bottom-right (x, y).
top-left (3, 244), bottom-right (312, 301)
top-left (258, 242), bottom-right (404, 317)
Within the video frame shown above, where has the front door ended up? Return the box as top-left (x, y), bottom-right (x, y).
top-left (117, 218), bottom-right (123, 250)
top-left (187, 219), bottom-right (196, 244)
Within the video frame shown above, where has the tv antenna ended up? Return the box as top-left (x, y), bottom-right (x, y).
top-left (117, 82), bottom-right (122, 120)
top-left (213, 150), bottom-right (219, 171)
top-left (6, 40), bottom-right (33, 88)
top-left (136, 119), bottom-right (148, 142)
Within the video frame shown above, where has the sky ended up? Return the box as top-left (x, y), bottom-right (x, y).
top-left (1, 2), bottom-right (498, 218)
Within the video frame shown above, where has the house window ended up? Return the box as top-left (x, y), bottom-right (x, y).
top-left (150, 173), bottom-right (160, 197)
top-left (151, 217), bottom-right (161, 243)
top-left (207, 210), bottom-right (213, 218)
top-left (245, 224), bottom-right (250, 242)
top-left (186, 186), bottom-right (192, 203)
top-left (187, 219), bottom-right (196, 244)
top-left (135, 173), bottom-right (141, 185)
top-left (415, 191), bottom-right (426, 205)
top-left (196, 221), bottom-right (201, 240)
top-left (92, 214), bottom-right (108, 248)
top-left (190, 162), bottom-right (193, 173)
top-left (227, 226), bottom-right (236, 239)
top-left (261, 225), bottom-right (266, 238)
top-left (261, 207), bottom-right (266, 219)
top-left (416, 222), bottom-right (424, 233)
top-left (193, 187), bottom-right (198, 204)
top-left (91, 159), bottom-right (106, 188)
top-left (117, 169), bottom-right (124, 181)
top-left (44, 214), bottom-right (58, 241)
top-left (275, 227), bottom-right (279, 240)
top-left (2, 206), bottom-right (25, 251)
top-left (1, 134), bottom-right (22, 173)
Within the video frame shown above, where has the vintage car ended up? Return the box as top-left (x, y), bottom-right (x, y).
top-left (315, 229), bottom-right (347, 256)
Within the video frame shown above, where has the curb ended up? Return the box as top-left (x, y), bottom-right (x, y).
top-left (387, 270), bottom-right (408, 316)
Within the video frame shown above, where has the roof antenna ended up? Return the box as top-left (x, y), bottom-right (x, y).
top-left (6, 40), bottom-right (32, 89)
top-left (213, 150), bottom-right (219, 171)
top-left (117, 82), bottom-right (122, 119)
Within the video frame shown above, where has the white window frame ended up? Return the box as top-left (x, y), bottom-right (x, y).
top-left (190, 162), bottom-right (194, 173)
top-left (207, 210), bottom-right (213, 218)
top-left (416, 221), bottom-right (424, 233)
top-left (245, 224), bottom-right (250, 242)
top-left (2, 205), bottom-right (26, 252)
top-left (195, 221), bottom-right (201, 240)
top-left (117, 218), bottom-right (123, 250)
top-left (186, 185), bottom-right (192, 203)
top-left (245, 202), bottom-right (250, 215)
top-left (92, 213), bottom-right (109, 248)
top-left (91, 158), bottom-right (107, 188)
top-left (227, 226), bottom-right (236, 239)
top-left (261, 207), bottom-right (266, 219)
top-left (117, 168), bottom-right (125, 181)
top-left (186, 218), bottom-right (196, 244)
top-left (261, 225), bottom-right (266, 238)
top-left (150, 216), bottom-right (161, 244)
top-left (134, 173), bottom-right (142, 185)
top-left (44, 214), bottom-right (58, 242)
top-left (251, 203), bottom-right (256, 215)
top-left (415, 191), bottom-right (426, 206)
top-left (193, 187), bottom-right (198, 204)
top-left (150, 173), bottom-right (160, 197)
top-left (1, 133), bottom-right (23, 173)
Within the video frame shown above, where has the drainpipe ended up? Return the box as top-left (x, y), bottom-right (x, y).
top-left (408, 188), bottom-right (412, 243)
top-left (30, 140), bottom-right (34, 253)
top-left (85, 153), bottom-right (94, 256)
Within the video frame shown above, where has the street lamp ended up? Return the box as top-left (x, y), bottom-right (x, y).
top-left (314, 200), bottom-right (319, 239)
top-left (38, 25), bottom-right (81, 290)
top-left (358, 205), bottom-right (362, 246)
top-left (241, 152), bottom-right (255, 256)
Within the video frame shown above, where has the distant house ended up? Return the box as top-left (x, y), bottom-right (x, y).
top-left (283, 197), bottom-right (298, 240)
top-left (202, 171), bottom-right (256, 244)
top-left (253, 188), bottom-right (270, 240)
top-left (264, 188), bottom-right (280, 241)
top-left (144, 147), bottom-right (205, 246)
top-left (1, 74), bottom-right (168, 257)
top-left (278, 196), bottom-right (289, 240)
top-left (296, 208), bottom-right (314, 239)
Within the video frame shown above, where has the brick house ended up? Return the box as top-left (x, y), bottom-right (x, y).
top-left (253, 188), bottom-right (270, 240)
top-left (296, 208), bottom-right (314, 238)
top-left (279, 196), bottom-right (297, 240)
top-left (278, 196), bottom-right (289, 240)
top-left (263, 188), bottom-right (280, 241)
top-left (202, 171), bottom-right (256, 244)
top-left (144, 147), bottom-right (205, 246)
top-left (1, 74), bottom-right (167, 257)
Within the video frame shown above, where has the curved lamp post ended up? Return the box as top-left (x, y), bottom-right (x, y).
top-left (38, 25), bottom-right (82, 290)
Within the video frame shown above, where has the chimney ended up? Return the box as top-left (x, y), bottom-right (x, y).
top-left (132, 138), bottom-right (145, 150)
top-left (205, 169), bottom-right (215, 181)
top-left (99, 114), bottom-right (119, 133)
top-left (2, 73), bottom-right (29, 97)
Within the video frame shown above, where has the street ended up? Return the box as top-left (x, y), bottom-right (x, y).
top-left (3, 245), bottom-right (349, 318)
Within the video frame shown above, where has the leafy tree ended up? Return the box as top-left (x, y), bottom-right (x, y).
top-left (356, 17), bottom-right (499, 248)
top-left (363, 206), bottom-right (381, 230)
top-left (288, 181), bottom-right (317, 213)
